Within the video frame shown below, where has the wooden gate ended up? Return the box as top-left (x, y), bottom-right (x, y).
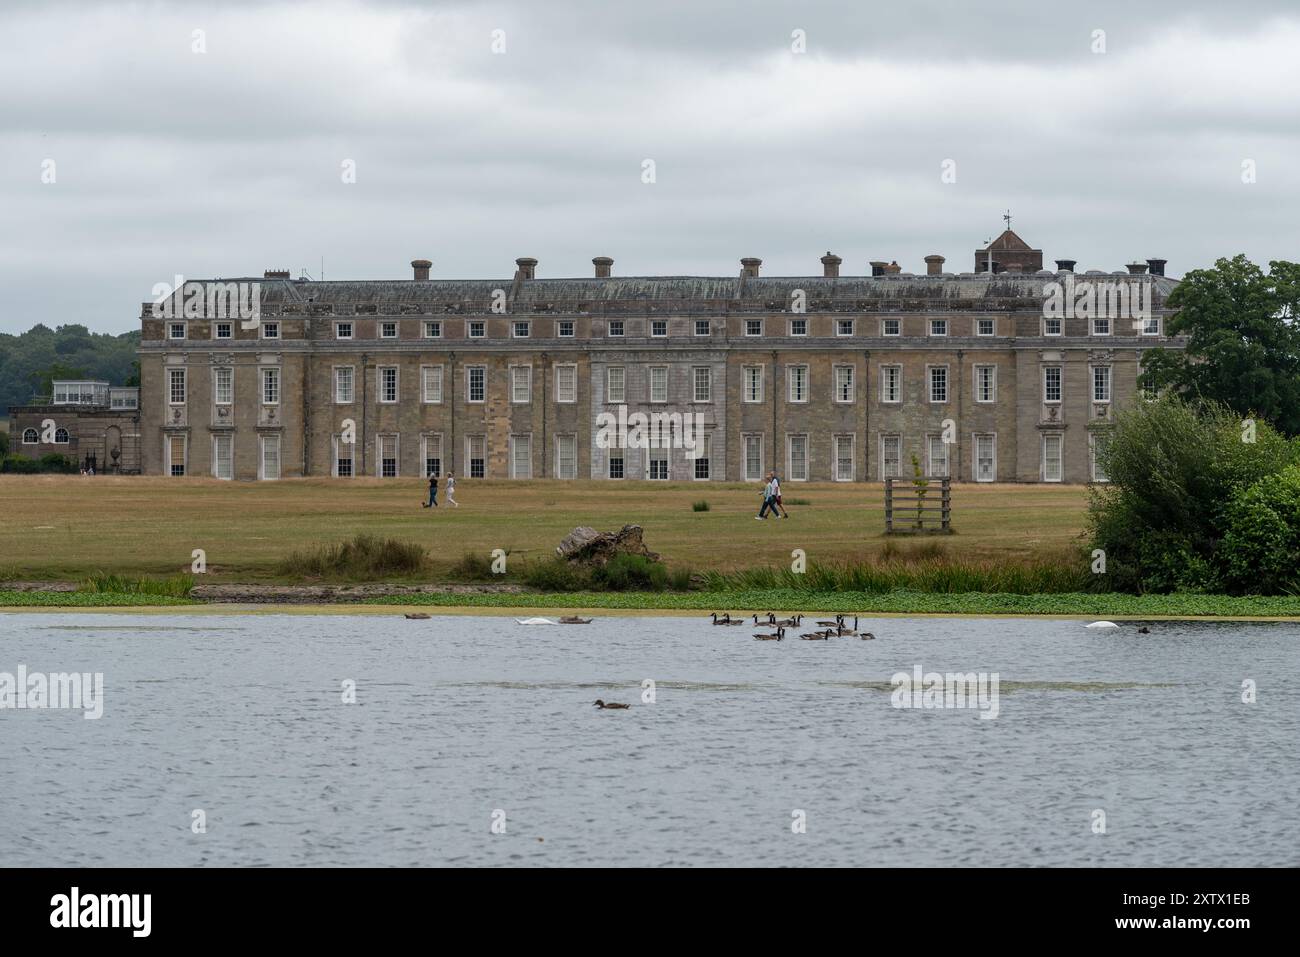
top-left (884, 477), bottom-right (952, 534)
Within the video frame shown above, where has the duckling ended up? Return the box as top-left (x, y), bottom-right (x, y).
top-left (593, 699), bottom-right (630, 709)
top-left (754, 627), bottom-right (785, 641)
top-left (800, 629), bottom-right (832, 641)
top-left (1137, 626), bottom-right (1151, 634)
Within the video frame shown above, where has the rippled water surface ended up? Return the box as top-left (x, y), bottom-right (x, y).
top-left (1, 612), bottom-right (1297, 866)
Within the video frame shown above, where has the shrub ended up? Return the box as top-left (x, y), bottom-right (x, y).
top-left (41, 453), bottom-right (79, 473)
top-left (591, 553), bottom-right (669, 591)
top-left (1219, 466), bottom-right (1300, 594)
top-left (699, 552), bottom-right (1089, 595)
top-left (520, 556), bottom-right (690, 592)
top-left (277, 535), bottom-right (429, 579)
top-left (1087, 394), bottom-right (1299, 592)
top-left (447, 551), bottom-right (496, 581)
top-left (80, 573), bottom-right (195, 597)
top-left (2, 454), bottom-right (77, 474)
top-left (521, 559), bottom-right (591, 591)
top-left (668, 566), bottom-right (695, 591)
top-left (691, 500), bottom-right (710, 512)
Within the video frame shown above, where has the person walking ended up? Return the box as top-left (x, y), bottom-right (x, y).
top-left (421, 473), bottom-right (438, 508)
top-left (445, 472), bottom-right (459, 507)
top-left (756, 472), bottom-right (776, 520)
top-left (771, 471), bottom-right (789, 518)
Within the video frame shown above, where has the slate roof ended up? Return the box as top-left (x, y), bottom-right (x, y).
top-left (192, 272), bottom-right (1178, 306)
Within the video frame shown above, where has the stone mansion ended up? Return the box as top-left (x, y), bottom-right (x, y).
top-left (130, 230), bottom-right (1182, 483)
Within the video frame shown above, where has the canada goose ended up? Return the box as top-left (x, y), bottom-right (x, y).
top-left (836, 616), bottom-right (860, 636)
top-left (710, 613), bottom-right (743, 625)
top-left (754, 627), bottom-right (785, 641)
top-left (800, 629), bottom-right (832, 641)
top-left (859, 631), bottom-right (876, 640)
top-left (815, 615), bottom-right (845, 627)
top-left (559, 616), bottom-right (593, 624)
top-left (593, 699), bottom-right (630, 709)
top-left (773, 614), bottom-right (803, 628)
top-left (404, 613), bottom-right (431, 620)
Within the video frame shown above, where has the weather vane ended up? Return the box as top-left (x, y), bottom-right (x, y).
top-left (1003, 209), bottom-right (1012, 231)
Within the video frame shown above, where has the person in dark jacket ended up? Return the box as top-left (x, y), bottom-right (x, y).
top-left (422, 474), bottom-right (439, 508)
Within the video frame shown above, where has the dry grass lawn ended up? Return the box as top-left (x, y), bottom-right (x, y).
top-left (0, 475), bottom-right (1091, 582)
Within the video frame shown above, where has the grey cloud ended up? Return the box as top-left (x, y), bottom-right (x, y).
top-left (1, 0), bottom-right (1298, 335)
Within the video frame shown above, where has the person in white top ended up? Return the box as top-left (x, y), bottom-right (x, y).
top-left (770, 472), bottom-right (789, 518)
top-left (445, 472), bottom-right (459, 507)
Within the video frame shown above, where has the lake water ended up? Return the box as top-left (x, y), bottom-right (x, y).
top-left (1, 612), bottom-right (1296, 867)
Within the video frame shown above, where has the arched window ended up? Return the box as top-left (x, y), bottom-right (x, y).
top-left (54, 428), bottom-right (70, 444)
top-left (22, 428), bottom-right (38, 444)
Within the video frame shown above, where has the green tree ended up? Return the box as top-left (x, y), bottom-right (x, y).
top-left (0, 324), bottom-right (139, 412)
top-left (1142, 255), bottom-right (1300, 435)
top-left (31, 362), bottom-right (88, 399)
top-left (1219, 466), bottom-right (1300, 594)
top-left (1087, 393), bottom-right (1298, 592)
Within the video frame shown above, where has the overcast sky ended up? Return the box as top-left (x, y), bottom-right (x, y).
top-left (2, 0), bottom-right (1299, 335)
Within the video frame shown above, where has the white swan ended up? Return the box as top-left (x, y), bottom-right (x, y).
top-left (515, 617), bottom-right (558, 625)
top-left (1085, 621), bottom-right (1120, 629)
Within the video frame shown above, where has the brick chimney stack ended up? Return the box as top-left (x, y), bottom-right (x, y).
top-left (820, 252), bottom-right (842, 278)
top-left (515, 257), bottom-right (537, 280)
top-left (410, 259), bottom-right (432, 281)
top-left (882, 260), bottom-right (902, 275)
top-left (924, 255), bottom-right (945, 276)
top-left (740, 257), bottom-right (762, 278)
top-left (593, 256), bottom-right (613, 278)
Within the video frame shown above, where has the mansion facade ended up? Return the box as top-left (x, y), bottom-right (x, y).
top-left (134, 231), bottom-right (1183, 484)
